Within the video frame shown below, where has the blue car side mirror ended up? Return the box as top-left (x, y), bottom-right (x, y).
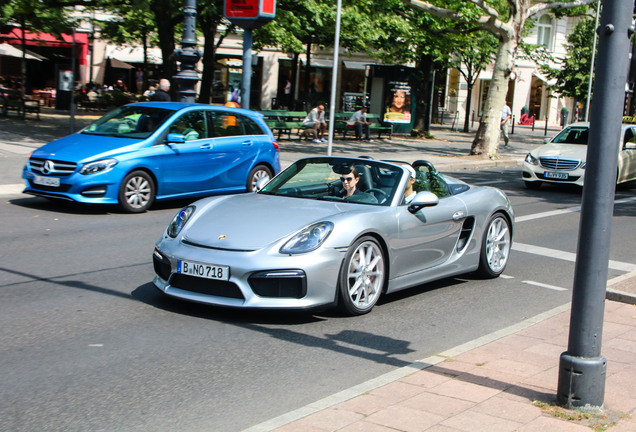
top-left (167, 133), bottom-right (186, 144)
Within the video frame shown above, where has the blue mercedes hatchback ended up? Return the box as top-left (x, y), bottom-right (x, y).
top-left (22, 102), bottom-right (281, 212)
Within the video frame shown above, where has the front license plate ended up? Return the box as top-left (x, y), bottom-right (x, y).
top-left (177, 260), bottom-right (230, 281)
top-left (33, 175), bottom-right (60, 187)
top-left (544, 171), bottom-right (569, 180)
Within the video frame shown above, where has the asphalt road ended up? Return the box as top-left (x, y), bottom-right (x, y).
top-left (1, 165), bottom-right (635, 432)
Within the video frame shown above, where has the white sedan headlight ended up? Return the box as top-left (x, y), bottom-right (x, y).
top-left (280, 222), bottom-right (334, 254)
top-left (167, 206), bottom-right (195, 238)
top-left (80, 158), bottom-right (118, 174)
top-left (524, 153), bottom-right (538, 165)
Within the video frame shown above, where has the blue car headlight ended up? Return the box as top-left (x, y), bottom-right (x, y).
top-left (280, 222), bottom-right (334, 254)
top-left (524, 153), bottom-right (538, 165)
top-left (80, 158), bottom-right (118, 175)
top-left (167, 206), bottom-right (195, 238)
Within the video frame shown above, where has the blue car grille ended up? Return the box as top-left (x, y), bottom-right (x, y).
top-left (29, 158), bottom-right (77, 176)
top-left (539, 157), bottom-right (580, 171)
top-left (27, 180), bottom-right (72, 192)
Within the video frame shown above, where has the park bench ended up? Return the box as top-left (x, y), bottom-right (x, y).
top-left (0, 88), bottom-right (41, 119)
top-left (339, 112), bottom-right (393, 140)
top-left (261, 110), bottom-right (309, 140)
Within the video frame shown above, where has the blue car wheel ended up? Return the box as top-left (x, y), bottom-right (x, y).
top-left (118, 170), bottom-right (155, 213)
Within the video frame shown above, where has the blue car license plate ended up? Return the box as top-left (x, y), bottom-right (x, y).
top-left (177, 260), bottom-right (230, 281)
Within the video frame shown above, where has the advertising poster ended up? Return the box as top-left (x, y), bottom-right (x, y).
top-left (384, 81), bottom-right (411, 123)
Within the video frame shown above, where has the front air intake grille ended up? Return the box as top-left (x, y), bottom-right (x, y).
top-left (169, 274), bottom-right (245, 299)
top-left (249, 270), bottom-right (307, 298)
top-left (539, 157), bottom-right (580, 171)
top-left (29, 158), bottom-right (77, 176)
top-left (153, 249), bottom-right (171, 281)
top-left (27, 180), bottom-right (72, 192)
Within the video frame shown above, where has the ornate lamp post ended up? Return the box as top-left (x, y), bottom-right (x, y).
top-left (173, 0), bottom-right (201, 103)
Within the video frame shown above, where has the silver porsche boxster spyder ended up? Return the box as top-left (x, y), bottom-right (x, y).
top-left (153, 156), bottom-right (514, 315)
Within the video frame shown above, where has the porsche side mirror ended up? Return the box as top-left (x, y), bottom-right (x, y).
top-left (408, 191), bottom-right (439, 214)
top-left (543, 137), bottom-right (551, 144)
top-left (167, 133), bottom-right (186, 144)
top-left (625, 142), bottom-right (636, 150)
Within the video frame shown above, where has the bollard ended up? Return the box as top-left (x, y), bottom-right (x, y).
top-left (511, 115), bottom-right (515, 134)
top-left (544, 116), bottom-right (548, 136)
top-left (532, 116), bottom-right (535, 131)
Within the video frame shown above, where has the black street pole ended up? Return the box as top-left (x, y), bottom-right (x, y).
top-left (556, 0), bottom-right (634, 409)
top-left (173, 0), bottom-right (201, 103)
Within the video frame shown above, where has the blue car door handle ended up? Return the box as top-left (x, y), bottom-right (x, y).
top-left (199, 143), bottom-right (212, 150)
top-left (242, 140), bottom-right (253, 146)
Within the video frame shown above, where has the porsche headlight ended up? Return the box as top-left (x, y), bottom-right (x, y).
top-left (167, 205), bottom-right (195, 238)
top-left (80, 158), bottom-right (118, 174)
top-left (524, 153), bottom-right (538, 165)
top-left (280, 222), bottom-right (334, 254)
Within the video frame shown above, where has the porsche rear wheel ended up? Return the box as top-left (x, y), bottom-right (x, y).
top-left (338, 236), bottom-right (385, 315)
top-left (477, 213), bottom-right (511, 278)
top-left (118, 170), bottom-right (155, 213)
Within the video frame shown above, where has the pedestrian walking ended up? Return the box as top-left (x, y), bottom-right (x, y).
top-left (501, 102), bottom-right (512, 146)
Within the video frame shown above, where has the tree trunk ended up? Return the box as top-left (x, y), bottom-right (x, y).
top-left (463, 81), bottom-right (473, 133)
top-left (414, 54), bottom-right (432, 133)
top-left (304, 37), bottom-right (312, 107)
top-left (198, 21), bottom-right (219, 104)
top-left (470, 37), bottom-right (516, 157)
top-left (152, 3), bottom-right (177, 96)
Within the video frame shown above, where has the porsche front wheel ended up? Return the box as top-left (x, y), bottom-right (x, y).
top-left (338, 236), bottom-right (386, 315)
top-left (477, 213), bottom-right (511, 278)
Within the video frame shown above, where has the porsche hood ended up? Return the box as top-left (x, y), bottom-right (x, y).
top-left (182, 194), bottom-right (352, 251)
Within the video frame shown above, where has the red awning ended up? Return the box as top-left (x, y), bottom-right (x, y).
top-left (0, 27), bottom-right (88, 65)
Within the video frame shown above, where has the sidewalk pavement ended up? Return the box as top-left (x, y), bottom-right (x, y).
top-left (3, 111), bottom-right (636, 432)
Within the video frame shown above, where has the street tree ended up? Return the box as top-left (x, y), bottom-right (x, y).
top-left (197, 1), bottom-right (235, 104)
top-left (98, 1), bottom-right (158, 90)
top-left (405, 0), bottom-right (596, 158)
top-left (450, 32), bottom-right (498, 133)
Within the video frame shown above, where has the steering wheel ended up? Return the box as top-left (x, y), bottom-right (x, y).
top-left (366, 188), bottom-right (388, 203)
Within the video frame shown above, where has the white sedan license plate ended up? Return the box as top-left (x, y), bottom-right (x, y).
top-left (544, 171), bottom-right (569, 180)
top-left (177, 260), bottom-right (229, 281)
top-left (33, 175), bottom-right (60, 187)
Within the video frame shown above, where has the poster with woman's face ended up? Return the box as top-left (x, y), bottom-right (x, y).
top-left (384, 81), bottom-right (412, 123)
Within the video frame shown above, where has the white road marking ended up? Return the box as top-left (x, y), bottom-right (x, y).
top-left (513, 242), bottom-right (636, 272)
top-left (0, 184), bottom-right (25, 196)
top-left (473, 180), bottom-right (508, 185)
top-left (499, 274), bottom-right (515, 279)
top-left (522, 280), bottom-right (568, 291)
top-left (515, 206), bottom-right (581, 222)
top-left (516, 196), bottom-right (636, 223)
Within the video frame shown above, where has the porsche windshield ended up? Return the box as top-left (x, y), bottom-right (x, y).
top-left (260, 158), bottom-right (403, 206)
top-left (81, 106), bottom-right (175, 139)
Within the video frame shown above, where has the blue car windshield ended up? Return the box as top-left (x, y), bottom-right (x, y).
top-left (260, 157), bottom-right (403, 206)
top-left (81, 106), bottom-right (175, 139)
